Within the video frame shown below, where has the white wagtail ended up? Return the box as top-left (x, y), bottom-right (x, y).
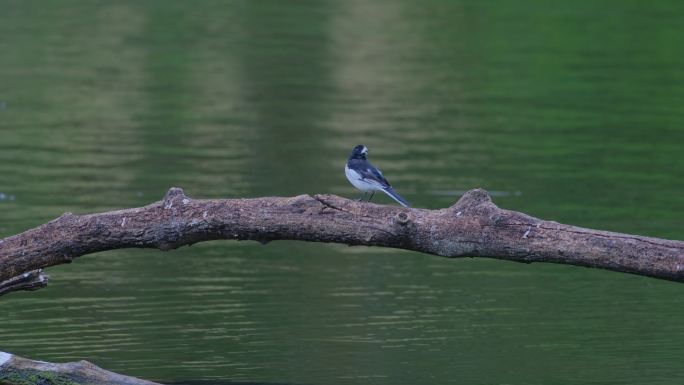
top-left (345, 145), bottom-right (410, 207)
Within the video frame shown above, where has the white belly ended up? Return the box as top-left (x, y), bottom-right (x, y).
top-left (345, 165), bottom-right (377, 192)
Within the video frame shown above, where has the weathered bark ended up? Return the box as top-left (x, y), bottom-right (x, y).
top-left (1, 187), bottom-right (684, 296)
top-left (0, 351), bottom-right (161, 385)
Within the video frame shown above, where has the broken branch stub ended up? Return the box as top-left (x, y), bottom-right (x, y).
top-left (0, 269), bottom-right (48, 296)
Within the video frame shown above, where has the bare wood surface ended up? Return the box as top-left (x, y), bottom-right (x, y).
top-left (1, 187), bottom-right (684, 296)
top-left (0, 269), bottom-right (48, 296)
top-left (0, 351), bottom-right (161, 385)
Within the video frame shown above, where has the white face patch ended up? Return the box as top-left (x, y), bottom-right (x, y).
top-left (361, 146), bottom-right (368, 154)
top-left (0, 352), bottom-right (12, 367)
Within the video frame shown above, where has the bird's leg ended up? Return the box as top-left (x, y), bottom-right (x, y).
top-left (356, 192), bottom-right (367, 202)
top-left (368, 191), bottom-right (375, 202)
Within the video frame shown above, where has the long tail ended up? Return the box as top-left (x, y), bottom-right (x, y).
top-left (381, 187), bottom-right (410, 207)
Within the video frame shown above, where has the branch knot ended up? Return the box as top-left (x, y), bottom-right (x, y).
top-left (163, 187), bottom-right (187, 209)
top-left (453, 188), bottom-right (494, 212)
top-left (395, 212), bottom-right (410, 226)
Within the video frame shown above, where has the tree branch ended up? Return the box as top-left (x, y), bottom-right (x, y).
top-left (0, 351), bottom-right (161, 385)
top-left (1, 187), bottom-right (683, 296)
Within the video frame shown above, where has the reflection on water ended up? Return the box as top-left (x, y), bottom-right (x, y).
top-left (2, 1), bottom-right (684, 384)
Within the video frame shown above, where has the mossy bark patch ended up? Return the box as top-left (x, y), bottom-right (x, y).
top-left (0, 369), bottom-right (81, 385)
top-left (0, 353), bottom-right (161, 385)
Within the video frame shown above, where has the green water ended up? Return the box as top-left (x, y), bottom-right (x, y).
top-left (2, 1), bottom-right (684, 384)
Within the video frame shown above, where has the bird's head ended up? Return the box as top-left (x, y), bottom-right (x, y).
top-left (350, 145), bottom-right (368, 159)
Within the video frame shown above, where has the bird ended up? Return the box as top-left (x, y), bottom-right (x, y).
top-left (345, 145), bottom-right (410, 207)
